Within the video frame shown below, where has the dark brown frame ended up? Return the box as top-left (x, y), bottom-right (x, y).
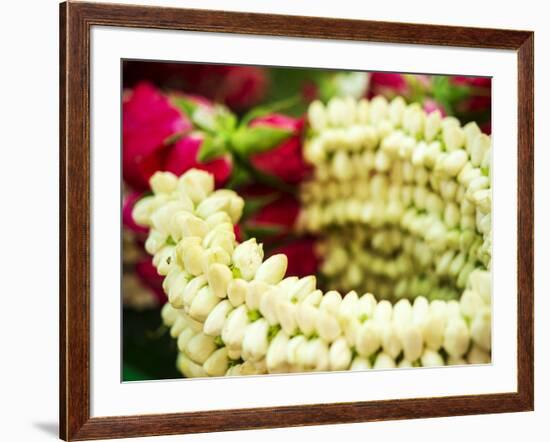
top-left (60, 1), bottom-right (534, 440)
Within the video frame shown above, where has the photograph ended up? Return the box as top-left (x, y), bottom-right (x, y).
top-left (121, 61), bottom-right (493, 380)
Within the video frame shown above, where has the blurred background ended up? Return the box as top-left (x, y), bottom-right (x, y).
top-left (122, 61), bottom-right (491, 381)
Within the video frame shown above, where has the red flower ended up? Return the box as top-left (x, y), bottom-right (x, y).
top-left (271, 238), bottom-right (320, 278)
top-left (451, 76), bottom-right (491, 88)
top-left (164, 134), bottom-right (232, 187)
top-left (249, 194), bottom-right (300, 233)
top-left (368, 73), bottom-right (409, 98)
top-left (123, 82), bottom-right (191, 190)
top-left (249, 114), bottom-right (311, 184)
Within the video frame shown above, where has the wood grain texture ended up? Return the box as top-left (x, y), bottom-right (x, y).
top-left (59, 1), bottom-right (534, 440)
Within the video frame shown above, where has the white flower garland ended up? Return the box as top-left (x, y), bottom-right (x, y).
top-left (134, 96), bottom-right (492, 377)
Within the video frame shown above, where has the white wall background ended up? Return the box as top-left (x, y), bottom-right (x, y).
top-left (0, 0), bottom-right (546, 441)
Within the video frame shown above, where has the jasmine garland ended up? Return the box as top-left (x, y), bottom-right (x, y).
top-left (134, 97), bottom-right (492, 379)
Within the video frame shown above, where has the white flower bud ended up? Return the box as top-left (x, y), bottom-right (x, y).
top-left (443, 125), bottom-right (465, 151)
top-left (259, 288), bottom-right (281, 325)
top-left (150, 201), bottom-right (188, 235)
top-left (183, 244), bottom-right (205, 276)
top-left (412, 296), bottom-right (429, 327)
top-left (246, 280), bottom-right (270, 311)
top-left (204, 211), bottom-right (232, 229)
top-left (227, 278), bottom-right (248, 307)
top-left (304, 138), bottom-right (326, 164)
top-left (470, 133), bottom-right (490, 167)
top-left (225, 364), bottom-right (243, 376)
top-left (207, 263), bottom-right (233, 298)
top-left (287, 335), bottom-right (307, 366)
top-left (350, 356), bottom-right (371, 371)
top-left (178, 169), bottom-right (214, 204)
top-left (227, 347), bottom-right (241, 361)
top-left (356, 321), bottom-right (380, 357)
top-left (356, 99), bottom-right (370, 124)
top-left (222, 305), bottom-right (250, 350)
top-left (189, 286), bottom-right (220, 322)
top-left (424, 110), bottom-right (442, 141)
top-left (203, 347), bottom-right (229, 377)
top-left (145, 230), bottom-right (167, 255)
top-left (170, 316), bottom-right (188, 338)
top-left (424, 300), bottom-right (447, 350)
top-left (182, 312), bottom-right (204, 333)
top-left (132, 195), bottom-right (157, 227)
top-left (369, 96), bottom-right (388, 125)
top-left (389, 96), bottom-right (406, 126)
top-left (443, 318), bottom-right (470, 357)
top-left (441, 150), bottom-right (468, 176)
top-left (314, 310), bottom-right (340, 343)
top-left (232, 239), bottom-right (264, 281)
top-left (421, 349), bottom-right (444, 367)
top-left (176, 327), bottom-right (196, 352)
top-left (398, 359), bottom-right (413, 368)
top-left (469, 269), bottom-right (491, 304)
top-left (373, 352), bottom-right (396, 369)
top-left (329, 337), bottom-right (352, 370)
top-left (308, 100), bottom-right (327, 131)
top-left (463, 122), bottom-right (481, 152)
top-left (161, 303), bottom-right (178, 326)
top-left (338, 290), bottom-right (359, 321)
top-left (373, 300), bottom-right (393, 323)
top-left (393, 299), bottom-right (413, 326)
top-left (254, 254), bottom-right (288, 284)
top-left (288, 275), bottom-right (317, 302)
top-left (467, 345), bottom-right (491, 364)
top-left (303, 289), bottom-right (323, 306)
top-left (175, 213), bottom-right (209, 240)
top-left (301, 339), bottom-right (329, 371)
top-left (267, 330), bottom-right (290, 372)
top-left (459, 289), bottom-right (484, 319)
top-left (403, 104), bottom-right (424, 137)
top-left (204, 300), bottom-right (233, 336)
top-left (320, 290), bottom-right (342, 315)
top-left (177, 353), bottom-right (207, 378)
top-left (296, 303), bottom-right (319, 336)
top-left (242, 318), bottom-right (269, 362)
top-left (153, 246), bottom-right (175, 276)
top-left (327, 97), bottom-right (350, 126)
top-left (380, 322), bottom-right (402, 359)
top-left (183, 275), bottom-right (207, 307)
top-left (195, 194), bottom-right (231, 219)
top-left (471, 309), bottom-right (491, 351)
top-left (167, 271), bottom-right (188, 308)
top-left (150, 171), bottom-right (178, 195)
top-left (276, 299), bottom-right (298, 335)
top-left (201, 246), bottom-right (231, 274)
top-left (185, 332), bottom-right (217, 364)
top-left (332, 150), bottom-right (353, 180)
top-left (401, 323), bottom-right (423, 362)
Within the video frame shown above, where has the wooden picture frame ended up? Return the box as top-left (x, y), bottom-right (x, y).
top-left (60, 1), bottom-right (534, 440)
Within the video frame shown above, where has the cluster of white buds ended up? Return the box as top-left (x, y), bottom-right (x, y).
top-left (300, 96), bottom-right (491, 301)
top-left (135, 164), bottom-right (491, 378)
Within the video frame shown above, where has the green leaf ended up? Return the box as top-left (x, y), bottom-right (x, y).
top-left (171, 96), bottom-right (237, 134)
top-left (170, 96), bottom-right (199, 118)
top-left (197, 134), bottom-right (229, 162)
top-left (241, 95), bottom-right (301, 126)
top-left (230, 125), bottom-right (292, 156)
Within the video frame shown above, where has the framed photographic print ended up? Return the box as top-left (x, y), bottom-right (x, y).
top-left (60, 1), bottom-right (534, 440)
